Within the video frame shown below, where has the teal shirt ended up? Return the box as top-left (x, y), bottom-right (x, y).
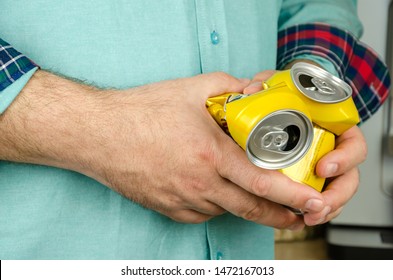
top-left (0, 0), bottom-right (362, 259)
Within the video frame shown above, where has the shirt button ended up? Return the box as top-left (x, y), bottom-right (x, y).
top-left (216, 251), bottom-right (223, 260)
top-left (210, 30), bottom-right (220, 45)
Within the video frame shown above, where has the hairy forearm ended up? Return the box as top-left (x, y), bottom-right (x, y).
top-left (0, 70), bottom-right (105, 173)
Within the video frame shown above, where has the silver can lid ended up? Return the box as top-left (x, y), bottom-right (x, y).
top-left (290, 62), bottom-right (352, 103)
top-left (246, 110), bottom-right (313, 169)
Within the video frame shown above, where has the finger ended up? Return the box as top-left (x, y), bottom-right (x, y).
top-left (303, 207), bottom-right (344, 226)
top-left (324, 206), bottom-right (344, 222)
top-left (316, 126), bottom-right (367, 178)
top-left (206, 177), bottom-right (305, 230)
top-left (243, 82), bottom-right (264, 94)
top-left (215, 139), bottom-right (326, 213)
top-left (166, 209), bottom-right (216, 224)
top-left (303, 168), bottom-right (359, 226)
top-left (251, 70), bottom-right (277, 82)
top-left (243, 70), bottom-right (277, 94)
top-left (186, 200), bottom-right (227, 216)
top-left (158, 186), bottom-right (227, 218)
top-left (187, 72), bottom-right (250, 99)
top-left (323, 168), bottom-right (359, 213)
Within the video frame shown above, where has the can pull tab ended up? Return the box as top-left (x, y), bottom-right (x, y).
top-left (261, 131), bottom-right (289, 151)
top-left (308, 77), bottom-right (336, 95)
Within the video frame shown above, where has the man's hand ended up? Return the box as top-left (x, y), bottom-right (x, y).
top-left (0, 70), bottom-right (328, 229)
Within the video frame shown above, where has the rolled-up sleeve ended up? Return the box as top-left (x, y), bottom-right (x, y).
top-left (277, 0), bottom-right (390, 123)
top-left (0, 38), bottom-right (38, 114)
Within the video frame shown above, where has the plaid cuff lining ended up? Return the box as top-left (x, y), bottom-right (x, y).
top-left (277, 23), bottom-right (391, 123)
top-left (0, 38), bottom-right (37, 92)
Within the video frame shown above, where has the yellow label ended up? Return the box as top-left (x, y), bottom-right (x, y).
top-left (280, 126), bottom-right (335, 192)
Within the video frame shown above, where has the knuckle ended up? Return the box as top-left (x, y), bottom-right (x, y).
top-left (275, 212), bottom-right (301, 230)
top-left (241, 203), bottom-right (266, 222)
top-left (197, 141), bottom-right (217, 164)
top-left (275, 218), bottom-right (298, 230)
top-left (360, 142), bottom-right (368, 162)
top-left (249, 174), bottom-right (272, 197)
top-left (213, 208), bottom-right (227, 216)
top-left (184, 176), bottom-right (210, 194)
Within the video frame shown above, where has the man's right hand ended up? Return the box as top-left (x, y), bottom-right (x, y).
top-left (0, 70), bottom-right (327, 229)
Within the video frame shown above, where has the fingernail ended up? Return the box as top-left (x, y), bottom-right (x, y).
top-left (325, 163), bottom-right (338, 176)
top-left (305, 199), bottom-right (324, 212)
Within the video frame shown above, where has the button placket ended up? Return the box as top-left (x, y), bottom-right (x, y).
top-left (195, 0), bottom-right (229, 73)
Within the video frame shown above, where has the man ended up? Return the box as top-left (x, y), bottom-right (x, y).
top-left (0, 0), bottom-right (389, 259)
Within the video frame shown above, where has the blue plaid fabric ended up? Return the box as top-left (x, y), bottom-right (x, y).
top-left (0, 38), bottom-right (36, 92)
top-left (277, 23), bottom-right (391, 123)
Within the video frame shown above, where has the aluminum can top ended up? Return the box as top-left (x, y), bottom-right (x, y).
top-left (246, 110), bottom-right (313, 169)
top-left (290, 62), bottom-right (352, 104)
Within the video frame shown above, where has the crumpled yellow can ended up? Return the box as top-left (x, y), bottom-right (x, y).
top-left (206, 62), bottom-right (360, 192)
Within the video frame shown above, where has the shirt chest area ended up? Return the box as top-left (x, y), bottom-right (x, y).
top-left (1, 1), bottom-right (280, 88)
